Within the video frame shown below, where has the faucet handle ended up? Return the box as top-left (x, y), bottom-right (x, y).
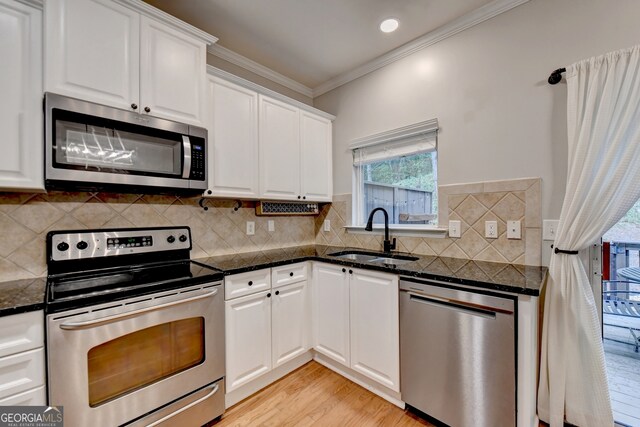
top-left (390, 237), bottom-right (396, 251)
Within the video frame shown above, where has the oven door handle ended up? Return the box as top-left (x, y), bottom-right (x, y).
top-left (146, 382), bottom-right (220, 427)
top-left (59, 289), bottom-right (218, 330)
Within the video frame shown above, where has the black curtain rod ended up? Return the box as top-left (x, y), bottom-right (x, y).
top-left (548, 67), bottom-right (566, 85)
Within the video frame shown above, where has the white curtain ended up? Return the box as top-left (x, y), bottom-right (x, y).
top-left (538, 45), bottom-right (640, 426)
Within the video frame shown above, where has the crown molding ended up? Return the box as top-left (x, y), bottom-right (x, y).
top-left (114, 0), bottom-right (218, 45)
top-left (312, 0), bottom-right (531, 97)
top-left (349, 119), bottom-right (438, 149)
top-left (14, 0), bottom-right (43, 8)
top-left (207, 66), bottom-right (335, 120)
top-left (208, 44), bottom-right (314, 98)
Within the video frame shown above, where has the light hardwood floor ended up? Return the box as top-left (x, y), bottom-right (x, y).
top-left (213, 361), bottom-right (433, 426)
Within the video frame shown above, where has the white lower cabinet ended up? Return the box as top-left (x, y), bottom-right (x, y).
top-left (225, 264), bottom-right (310, 393)
top-left (0, 311), bottom-right (46, 404)
top-left (272, 281), bottom-right (309, 368)
top-left (312, 263), bottom-right (400, 392)
top-left (349, 269), bottom-right (399, 392)
top-left (312, 263), bottom-right (350, 365)
top-left (225, 290), bottom-right (272, 392)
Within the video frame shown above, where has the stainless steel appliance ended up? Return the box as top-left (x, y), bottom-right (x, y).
top-left (45, 227), bottom-right (224, 427)
top-left (399, 278), bottom-right (517, 427)
top-left (45, 93), bottom-right (207, 194)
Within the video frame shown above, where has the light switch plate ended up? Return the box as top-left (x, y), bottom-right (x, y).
top-left (324, 220), bottom-right (331, 232)
top-left (268, 220), bottom-right (275, 232)
top-left (485, 221), bottom-right (498, 239)
top-left (543, 220), bottom-right (559, 240)
top-left (246, 221), bottom-right (255, 235)
top-left (507, 220), bottom-right (521, 239)
top-left (448, 220), bottom-right (461, 238)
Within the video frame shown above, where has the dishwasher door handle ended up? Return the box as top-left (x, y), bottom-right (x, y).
top-left (406, 291), bottom-right (498, 319)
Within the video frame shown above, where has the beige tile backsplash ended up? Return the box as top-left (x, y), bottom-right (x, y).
top-left (316, 178), bottom-right (542, 266)
top-left (0, 178), bottom-right (541, 282)
top-left (0, 192), bottom-right (315, 282)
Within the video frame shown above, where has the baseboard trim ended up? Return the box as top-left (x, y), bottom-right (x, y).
top-left (224, 351), bottom-right (313, 409)
top-left (313, 353), bottom-right (405, 409)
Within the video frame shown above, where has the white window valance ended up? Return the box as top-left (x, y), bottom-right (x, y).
top-left (350, 119), bottom-right (438, 166)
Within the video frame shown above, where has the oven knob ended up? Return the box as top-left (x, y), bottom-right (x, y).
top-left (167, 236), bottom-right (175, 243)
top-left (179, 234), bottom-right (187, 242)
top-left (57, 242), bottom-right (69, 252)
top-left (76, 241), bottom-right (88, 250)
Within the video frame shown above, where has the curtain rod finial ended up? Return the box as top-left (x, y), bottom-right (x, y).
top-left (548, 67), bottom-right (566, 85)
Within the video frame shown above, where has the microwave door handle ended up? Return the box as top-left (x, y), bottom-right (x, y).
top-left (182, 136), bottom-right (192, 179)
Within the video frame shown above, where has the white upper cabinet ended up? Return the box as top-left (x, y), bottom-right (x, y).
top-left (0, 0), bottom-right (43, 191)
top-left (204, 71), bottom-right (334, 201)
top-left (139, 16), bottom-right (205, 124)
top-left (259, 95), bottom-right (301, 200)
top-left (206, 76), bottom-right (259, 198)
top-left (300, 111), bottom-right (332, 202)
top-left (45, 0), bottom-right (139, 111)
top-left (45, 0), bottom-right (213, 126)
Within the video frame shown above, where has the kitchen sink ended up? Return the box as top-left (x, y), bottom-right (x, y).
top-left (367, 257), bottom-right (416, 266)
top-left (328, 250), bottom-right (419, 265)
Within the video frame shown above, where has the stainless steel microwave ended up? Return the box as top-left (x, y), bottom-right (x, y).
top-left (45, 93), bottom-right (207, 194)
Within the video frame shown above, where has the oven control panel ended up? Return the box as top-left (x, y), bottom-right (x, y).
top-left (48, 227), bottom-right (191, 261)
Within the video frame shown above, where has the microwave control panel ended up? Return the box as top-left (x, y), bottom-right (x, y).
top-left (190, 143), bottom-right (205, 181)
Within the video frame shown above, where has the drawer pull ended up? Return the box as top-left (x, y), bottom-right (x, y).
top-left (289, 272), bottom-right (294, 277)
top-left (248, 281), bottom-right (253, 286)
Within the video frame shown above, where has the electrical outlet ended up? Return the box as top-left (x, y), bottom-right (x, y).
top-left (485, 221), bottom-right (498, 239)
top-left (543, 220), bottom-right (559, 240)
top-left (507, 220), bottom-right (521, 239)
top-left (268, 220), bottom-right (275, 232)
top-left (448, 220), bottom-right (461, 238)
top-left (246, 221), bottom-right (255, 235)
top-left (324, 220), bottom-right (331, 232)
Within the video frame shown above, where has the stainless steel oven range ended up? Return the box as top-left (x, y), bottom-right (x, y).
top-left (45, 226), bottom-right (224, 427)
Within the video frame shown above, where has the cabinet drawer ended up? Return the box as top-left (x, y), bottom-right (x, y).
top-left (0, 348), bottom-right (45, 400)
top-left (225, 269), bottom-right (271, 300)
top-left (0, 385), bottom-right (45, 406)
top-left (271, 263), bottom-right (307, 289)
top-left (0, 311), bottom-right (44, 358)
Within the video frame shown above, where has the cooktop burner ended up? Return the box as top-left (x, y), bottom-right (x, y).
top-left (46, 227), bottom-right (223, 313)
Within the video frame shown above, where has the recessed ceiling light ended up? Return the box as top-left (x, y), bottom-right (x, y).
top-left (379, 18), bottom-right (399, 33)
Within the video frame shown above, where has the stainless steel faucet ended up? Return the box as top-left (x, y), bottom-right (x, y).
top-left (364, 207), bottom-right (396, 252)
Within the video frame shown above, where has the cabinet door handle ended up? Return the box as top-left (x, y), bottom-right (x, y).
top-left (144, 106), bottom-right (151, 113)
top-left (275, 291), bottom-right (280, 295)
top-left (267, 293), bottom-right (271, 298)
top-left (248, 281), bottom-right (253, 286)
top-left (349, 270), bottom-right (353, 274)
top-left (131, 103), bottom-right (138, 110)
top-left (342, 268), bottom-right (346, 273)
top-left (289, 272), bottom-right (294, 277)
top-left (303, 196), bottom-right (306, 200)
top-left (297, 195), bottom-right (301, 199)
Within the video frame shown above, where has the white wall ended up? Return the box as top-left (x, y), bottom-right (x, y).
top-left (314, 0), bottom-right (640, 220)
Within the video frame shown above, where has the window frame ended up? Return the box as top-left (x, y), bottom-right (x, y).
top-left (349, 119), bottom-right (446, 236)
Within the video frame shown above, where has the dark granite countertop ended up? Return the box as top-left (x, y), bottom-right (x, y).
top-left (0, 277), bottom-right (46, 317)
top-left (195, 245), bottom-right (547, 296)
top-left (0, 245), bottom-right (547, 318)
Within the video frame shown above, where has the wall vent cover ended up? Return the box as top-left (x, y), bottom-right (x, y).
top-left (256, 201), bottom-right (320, 216)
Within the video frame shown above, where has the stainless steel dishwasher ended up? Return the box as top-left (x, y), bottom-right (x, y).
top-left (400, 277), bottom-right (517, 427)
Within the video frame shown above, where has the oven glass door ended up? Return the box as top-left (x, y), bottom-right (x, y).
top-left (47, 284), bottom-right (224, 427)
top-left (88, 317), bottom-right (205, 406)
top-left (53, 110), bottom-right (186, 178)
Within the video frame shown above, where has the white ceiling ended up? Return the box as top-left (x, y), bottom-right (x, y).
top-left (144, 0), bottom-right (498, 91)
